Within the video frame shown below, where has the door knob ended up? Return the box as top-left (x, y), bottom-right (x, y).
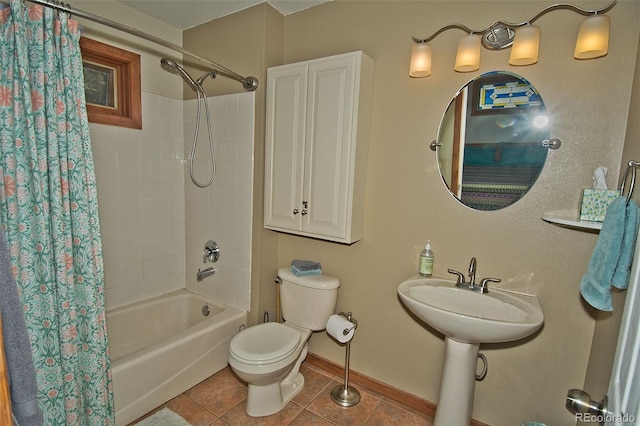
top-left (566, 389), bottom-right (608, 419)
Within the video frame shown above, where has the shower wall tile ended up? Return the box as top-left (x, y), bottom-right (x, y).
top-left (184, 92), bottom-right (254, 312)
top-left (237, 93), bottom-right (255, 141)
top-left (116, 157), bottom-right (142, 201)
top-left (92, 91), bottom-right (186, 309)
top-left (222, 96), bottom-right (240, 140)
top-left (93, 153), bottom-right (118, 203)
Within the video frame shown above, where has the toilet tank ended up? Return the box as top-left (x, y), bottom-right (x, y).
top-left (278, 267), bottom-right (340, 331)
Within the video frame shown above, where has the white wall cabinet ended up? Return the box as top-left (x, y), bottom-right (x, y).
top-left (264, 51), bottom-right (374, 244)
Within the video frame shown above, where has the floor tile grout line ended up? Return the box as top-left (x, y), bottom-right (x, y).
top-left (191, 396), bottom-right (224, 424)
top-left (220, 397), bottom-right (248, 425)
top-left (306, 377), bottom-right (384, 426)
top-left (182, 387), bottom-right (241, 425)
top-left (361, 397), bottom-right (384, 425)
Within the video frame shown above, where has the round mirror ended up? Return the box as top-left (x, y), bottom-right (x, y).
top-left (436, 71), bottom-right (550, 211)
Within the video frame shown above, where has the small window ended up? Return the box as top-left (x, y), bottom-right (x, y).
top-left (80, 37), bottom-right (142, 129)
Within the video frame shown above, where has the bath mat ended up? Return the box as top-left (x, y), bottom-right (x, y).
top-left (135, 407), bottom-right (191, 425)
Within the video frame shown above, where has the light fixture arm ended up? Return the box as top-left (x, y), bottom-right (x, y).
top-left (412, 24), bottom-right (477, 44)
top-left (527, 0), bottom-right (617, 24)
top-left (411, 0), bottom-right (617, 45)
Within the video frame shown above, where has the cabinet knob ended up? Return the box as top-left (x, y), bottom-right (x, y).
top-left (301, 209), bottom-right (308, 216)
top-left (293, 209), bottom-right (300, 215)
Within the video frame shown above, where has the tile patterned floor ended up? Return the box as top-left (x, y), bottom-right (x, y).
top-left (130, 363), bottom-right (434, 425)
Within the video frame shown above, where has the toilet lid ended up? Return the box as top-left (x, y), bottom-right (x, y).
top-left (230, 323), bottom-right (301, 364)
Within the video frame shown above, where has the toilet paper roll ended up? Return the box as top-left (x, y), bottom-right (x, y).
top-left (326, 314), bottom-right (355, 343)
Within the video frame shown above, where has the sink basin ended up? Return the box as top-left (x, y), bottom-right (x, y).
top-left (398, 276), bottom-right (544, 344)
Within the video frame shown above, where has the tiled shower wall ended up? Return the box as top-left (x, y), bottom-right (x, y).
top-left (184, 92), bottom-right (254, 312)
top-left (92, 92), bottom-right (185, 309)
top-left (92, 91), bottom-right (254, 311)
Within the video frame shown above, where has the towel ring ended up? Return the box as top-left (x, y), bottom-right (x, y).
top-left (620, 160), bottom-right (640, 204)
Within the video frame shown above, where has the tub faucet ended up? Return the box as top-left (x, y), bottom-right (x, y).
top-left (468, 257), bottom-right (477, 286)
top-left (197, 267), bottom-right (216, 282)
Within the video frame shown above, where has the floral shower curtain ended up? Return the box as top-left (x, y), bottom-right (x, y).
top-left (0, 0), bottom-right (114, 424)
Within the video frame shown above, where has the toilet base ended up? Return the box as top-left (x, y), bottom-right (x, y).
top-left (244, 342), bottom-right (309, 417)
top-left (246, 372), bottom-right (305, 417)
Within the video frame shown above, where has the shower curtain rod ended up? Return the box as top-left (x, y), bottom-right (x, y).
top-left (26, 0), bottom-right (259, 91)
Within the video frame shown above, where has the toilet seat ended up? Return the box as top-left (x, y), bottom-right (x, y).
top-left (230, 323), bottom-right (302, 365)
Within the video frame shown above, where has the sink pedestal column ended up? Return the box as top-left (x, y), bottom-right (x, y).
top-left (434, 337), bottom-right (480, 426)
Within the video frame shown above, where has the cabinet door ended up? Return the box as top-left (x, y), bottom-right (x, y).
top-left (264, 64), bottom-right (307, 231)
top-left (303, 54), bottom-right (357, 239)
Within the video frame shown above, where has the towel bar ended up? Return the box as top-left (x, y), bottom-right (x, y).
top-left (620, 160), bottom-right (640, 204)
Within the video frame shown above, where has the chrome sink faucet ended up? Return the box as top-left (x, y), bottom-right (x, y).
top-left (468, 257), bottom-right (477, 286)
top-left (448, 257), bottom-right (501, 294)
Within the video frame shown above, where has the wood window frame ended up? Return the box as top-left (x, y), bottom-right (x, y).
top-left (80, 37), bottom-right (142, 129)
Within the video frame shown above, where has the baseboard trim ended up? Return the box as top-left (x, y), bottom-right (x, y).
top-left (305, 352), bottom-right (489, 426)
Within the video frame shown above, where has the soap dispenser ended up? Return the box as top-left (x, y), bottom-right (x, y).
top-left (419, 240), bottom-right (434, 277)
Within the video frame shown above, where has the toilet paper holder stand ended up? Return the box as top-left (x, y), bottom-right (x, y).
top-left (330, 312), bottom-right (360, 407)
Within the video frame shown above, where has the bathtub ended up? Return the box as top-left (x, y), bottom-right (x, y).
top-left (106, 289), bottom-right (246, 425)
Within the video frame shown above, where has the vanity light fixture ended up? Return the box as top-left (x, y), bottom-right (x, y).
top-left (409, 0), bottom-right (616, 77)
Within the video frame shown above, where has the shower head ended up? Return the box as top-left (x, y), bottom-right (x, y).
top-left (161, 58), bottom-right (198, 92)
top-left (160, 57), bottom-right (180, 72)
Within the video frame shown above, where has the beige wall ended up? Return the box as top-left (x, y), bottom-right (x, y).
top-left (183, 1), bottom-right (640, 425)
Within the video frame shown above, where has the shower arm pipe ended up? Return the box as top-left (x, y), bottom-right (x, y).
top-left (411, 0), bottom-right (617, 44)
top-left (27, 0), bottom-right (259, 91)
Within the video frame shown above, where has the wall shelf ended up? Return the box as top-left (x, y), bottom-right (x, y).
top-left (542, 210), bottom-right (602, 231)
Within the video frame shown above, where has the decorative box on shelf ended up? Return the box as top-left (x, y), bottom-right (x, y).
top-left (579, 189), bottom-right (620, 222)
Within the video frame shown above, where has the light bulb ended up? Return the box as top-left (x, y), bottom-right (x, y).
top-left (574, 15), bottom-right (610, 59)
top-left (410, 43), bottom-right (432, 77)
top-left (509, 25), bottom-right (540, 66)
top-left (455, 34), bottom-right (481, 72)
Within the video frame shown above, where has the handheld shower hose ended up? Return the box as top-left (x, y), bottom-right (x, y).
top-left (161, 58), bottom-right (217, 188)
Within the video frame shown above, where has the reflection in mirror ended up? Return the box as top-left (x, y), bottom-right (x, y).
top-left (436, 71), bottom-right (550, 211)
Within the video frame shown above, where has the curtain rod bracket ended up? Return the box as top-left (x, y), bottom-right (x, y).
top-left (242, 76), bottom-right (259, 92)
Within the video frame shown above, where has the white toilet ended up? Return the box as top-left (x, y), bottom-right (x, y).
top-left (228, 267), bottom-right (339, 417)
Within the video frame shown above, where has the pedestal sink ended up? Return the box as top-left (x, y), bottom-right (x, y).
top-left (398, 276), bottom-right (544, 426)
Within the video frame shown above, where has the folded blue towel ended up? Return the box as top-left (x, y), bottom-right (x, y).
top-left (291, 265), bottom-right (322, 276)
top-left (580, 197), bottom-right (640, 311)
top-left (291, 259), bottom-right (321, 271)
